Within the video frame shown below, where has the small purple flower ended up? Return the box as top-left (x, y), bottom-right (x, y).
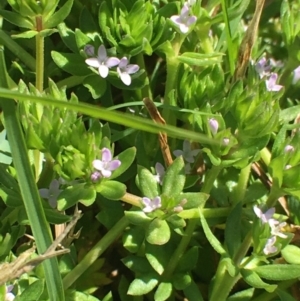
top-left (142, 196), bottom-right (162, 213)
top-left (170, 3), bottom-right (197, 34)
top-left (265, 73), bottom-right (283, 92)
top-left (173, 140), bottom-right (200, 163)
top-left (154, 162), bottom-right (165, 185)
top-left (284, 145), bottom-right (294, 153)
top-left (209, 118), bottom-right (219, 135)
top-left (255, 57), bottom-right (272, 78)
top-left (39, 179), bottom-right (62, 208)
top-left (117, 57), bottom-right (139, 86)
top-left (85, 45), bottom-right (120, 78)
top-left (263, 236), bottom-right (277, 255)
top-left (253, 205), bottom-right (275, 224)
top-left (93, 148), bottom-right (121, 178)
top-left (5, 285), bottom-right (15, 301)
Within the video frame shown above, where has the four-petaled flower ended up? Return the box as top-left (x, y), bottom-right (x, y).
top-left (170, 3), bottom-right (197, 34)
top-left (39, 179), bottom-right (62, 208)
top-left (265, 73), bottom-right (283, 92)
top-left (117, 57), bottom-right (140, 86)
top-left (92, 148), bottom-right (121, 178)
top-left (173, 140), bottom-right (200, 163)
top-left (154, 162), bottom-right (165, 185)
top-left (142, 196), bottom-right (162, 213)
top-left (85, 45), bottom-right (120, 78)
top-left (269, 219), bottom-right (288, 239)
top-left (5, 285), bottom-right (15, 301)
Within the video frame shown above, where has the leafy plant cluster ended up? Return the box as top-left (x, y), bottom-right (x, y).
top-left (1, 0), bottom-right (300, 301)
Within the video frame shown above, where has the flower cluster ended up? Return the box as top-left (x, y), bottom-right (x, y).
top-left (255, 57), bottom-right (283, 92)
top-left (170, 1), bottom-right (197, 34)
top-left (173, 140), bottom-right (200, 173)
top-left (91, 148), bottom-right (121, 181)
top-left (85, 45), bottom-right (139, 86)
top-left (254, 205), bottom-right (287, 255)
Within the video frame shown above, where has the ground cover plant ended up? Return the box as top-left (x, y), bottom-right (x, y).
top-left (1, 0), bottom-right (300, 300)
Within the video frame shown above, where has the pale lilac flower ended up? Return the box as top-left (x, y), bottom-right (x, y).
top-left (170, 3), bottom-right (197, 34)
top-left (84, 44), bottom-right (95, 56)
top-left (117, 57), bottom-right (139, 86)
top-left (284, 145), bottom-right (294, 153)
top-left (39, 179), bottom-right (62, 208)
top-left (263, 236), bottom-right (277, 255)
top-left (173, 140), bottom-right (200, 163)
top-left (154, 162), bottom-right (165, 185)
top-left (255, 57), bottom-right (272, 78)
top-left (253, 205), bottom-right (275, 224)
top-left (85, 45), bottom-right (120, 78)
top-left (5, 285), bottom-right (15, 301)
top-left (142, 196), bottom-right (162, 213)
top-left (292, 66), bottom-right (300, 84)
top-left (265, 73), bottom-right (283, 92)
top-left (209, 118), bottom-right (219, 135)
top-left (269, 219), bottom-right (288, 239)
top-left (92, 148), bottom-right (121, 178)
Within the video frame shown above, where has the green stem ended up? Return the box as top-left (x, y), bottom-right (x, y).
top-left (260, 147), bottom-right (271, 166)
top-left (36, 31), bottom-right (44, 91)
top-left (0, 47), bottom-right (64, 301)
top-left (136, 52), bottom-right (152, 99)
top-left (121, 192), bottom-right (141, 207)
top-left (231, 164), bottom-right (251, 205)
top-left (63, 216), bottom-right (129, 289)
top-left (162, 165), bottom-right (222, 279)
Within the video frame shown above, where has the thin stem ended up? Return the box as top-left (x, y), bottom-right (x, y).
top-left (36, 22), bottom-right (44, 91)
top-left (62, 216), bottom-right (129, 289)
top-left (231, 164), bottom-right (251, 205)
top-left (162, 165), bottom-right (222, 279)
top-left (136, 52), bottom-right (152, 99)
top-left (121, 192), bottom-right (141, 207)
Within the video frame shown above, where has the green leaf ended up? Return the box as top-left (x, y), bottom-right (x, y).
top-left (44, 209), bottom-right (71, 224)
top-left (154, 282), bottom-right (172, 301)
top-left (57, 23), bottom-right (78, 53)
top-left (281, 245), bottom-right (300, 264)
top-left (127, 273), bottom-right (159, 295)
top-left (96, 180), bottom-right (126, 200)
top-left (44, 0), bottom-right (74, 28)
top-left (178, 52), bottom-right (223, 67)
top-left (15, 280), bottom-right (44, 301)
top-left (225, 202), bottom-right (242, 258)
top-left (241, 269), bottom-right (277, 292)
top-left (162, 156), bottom-right (185, 198)
top-left (276, 288), bottom-right (298, 301)
top-left (123, 226), bottom-right (145, 253)
top-left (146, 219), bottom-right (170, 245)
top-left (254, 264), bottom-right (300, 281)
top-left (51, 51), bottom-right (90, 76)
top-left (122, 255), bottom-right (153, 274)
top-left (110, 147), bottom-right (136, 179)
top-left (124, 211), bottom-right (152, 226)
top-left (0, 10), bottom-right (34, 29)
top-left (175, 192), bottom-right (208, 209)
top-left (83, 74), bottom-right (107, 99)
top-left (183, 280), bottom-right (204, 301)
top-left (176, 246), bottom-right (198, 273)
top-left (57, 184), bottom-right (96, 210)
top-left (200, 211), bottom-right (227, 255)
top-left (136, 165), bottom-right (160, 198)
top-left (173, 273), bottom-right (192, 290)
